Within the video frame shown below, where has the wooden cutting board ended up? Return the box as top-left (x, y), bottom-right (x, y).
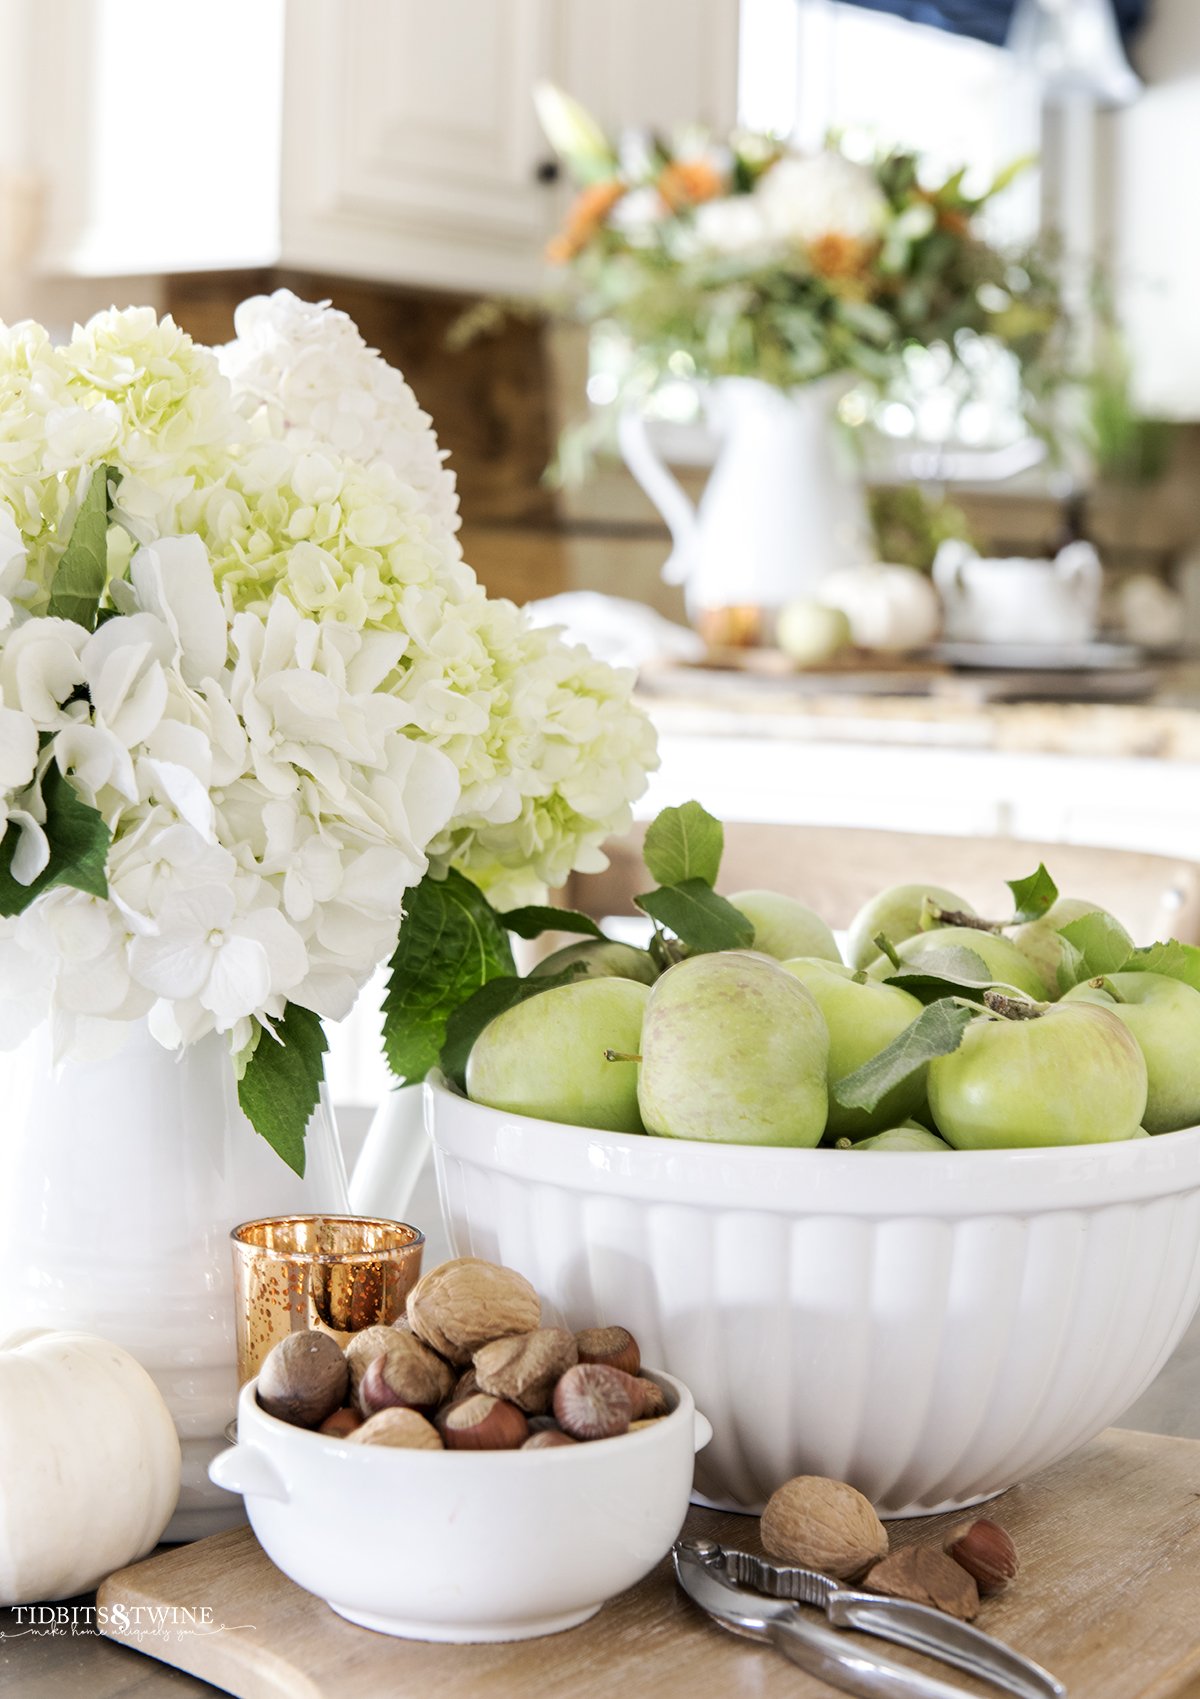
top-left (98, 1427), bottom-right (1200, 1699)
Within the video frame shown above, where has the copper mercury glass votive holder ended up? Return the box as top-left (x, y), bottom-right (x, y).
top-left (230, 1214), bottom-right (425, 1385)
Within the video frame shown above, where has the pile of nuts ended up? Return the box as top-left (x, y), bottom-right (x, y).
top-left (255, 1256), bottom-right (669, 1452)
top-left (760, 1475), bottom-right (1019, 1620)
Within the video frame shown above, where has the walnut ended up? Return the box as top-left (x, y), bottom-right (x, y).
top-left (760, 1476), bottom-right (888, 1580)
top-left (406, 1258), bottom-right (541, 1365)
top-left (866, 1547), bottom-right (980, 1619)
top-left (473, 1328), bottom-right (578, 1414)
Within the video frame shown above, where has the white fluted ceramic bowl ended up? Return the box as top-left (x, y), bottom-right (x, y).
top-left (427, 1076), bottom-right (1200, 1516)
top-left (210, 1370), bottom-right (709, 1642)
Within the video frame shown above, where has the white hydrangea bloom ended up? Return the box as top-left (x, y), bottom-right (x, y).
top-left (218, 289), bottom-right (461, 547)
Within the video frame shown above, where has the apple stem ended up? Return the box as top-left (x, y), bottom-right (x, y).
top-left (982, 989), bottom-right (1046, 1021)
top-left (604, 1049), bottom-right (642, 1064)
top-left (873, 931), bottom-right (903, 971)
top-left (1090, 975), bottom-right (1126, 1002)
top-left (924, 902), bottom-right (1004, 934)
top-left (851, 969), bottom-right (870, 985)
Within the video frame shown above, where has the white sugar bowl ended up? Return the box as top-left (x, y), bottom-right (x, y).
top-left (210, 1369), bottom-right (710, 1642)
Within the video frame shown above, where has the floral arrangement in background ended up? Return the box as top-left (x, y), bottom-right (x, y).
top-left (531, 86), bottom-right (1059, 414)
top-left (0, 293), bottom-right (656, 1166)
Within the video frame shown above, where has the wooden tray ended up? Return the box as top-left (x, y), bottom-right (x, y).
top-left (98, 1428), bottom-right (1200, 1699)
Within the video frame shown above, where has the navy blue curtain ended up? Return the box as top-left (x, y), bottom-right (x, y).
top-left (836, 1), bottom-right (1146, 48)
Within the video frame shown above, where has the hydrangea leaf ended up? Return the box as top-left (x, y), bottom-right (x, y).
top-left (438, 965), bottom-right (587, 1092)
top-left (642, 801), bottom-right (724, 889)
top-left (0, 767), bottom-right (111, 916)
top-left (1006, 864), bottom-right (1058, 924)
top-left (833, 998), bottom-right (974, 1113)
top-left (382, 869), bottom-right (516, 1083)
top-left (237, 1005), bottom-right (329, 1177)
top-left (498, 905), bottom-right (603, 941)
top-left (46, 464), bottom-right (121, 630)
top-left (635, 878), bottom-right (753, 953)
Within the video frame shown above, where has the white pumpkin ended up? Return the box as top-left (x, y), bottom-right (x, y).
top-left (0, 1329), bottom-right (181, 1603)
top-left (817, 563), bottom-right (940, 652)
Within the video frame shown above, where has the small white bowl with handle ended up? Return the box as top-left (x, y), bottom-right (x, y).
top-left (210, 1368), bottom-right (710, 1642)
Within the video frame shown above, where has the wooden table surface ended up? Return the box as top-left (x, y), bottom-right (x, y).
top-left (1, 1427), bottom-right (1194, 1699)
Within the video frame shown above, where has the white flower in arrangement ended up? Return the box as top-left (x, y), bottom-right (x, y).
top-left (755, 151), bottom-right (888, 246)
top-left (692, 195), bottom-right (772, 256)
top-left (0, 295), bottom-right (656, 1164)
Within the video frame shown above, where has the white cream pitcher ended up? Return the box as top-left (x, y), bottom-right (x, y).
top-left (933, 539), bottom-right (1102, 646)
top-left (619, 375), bottom-right (873, 620)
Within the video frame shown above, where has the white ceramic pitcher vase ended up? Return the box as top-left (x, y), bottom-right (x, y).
top-left (0, 1020), bottom-right (348, 1541)
top-left (618, 375), bottom-right (872, 622)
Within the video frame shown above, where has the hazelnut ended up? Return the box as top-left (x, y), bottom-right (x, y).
top-left (318, 1406), bottom-right (364, 1438)
top-left (522, 1430), bottom-right (578, 1450)
top-left (575, 1325), bottom-right (641, 1378)
top-left (625, 1375), bottom-right (667, 1420)
top-left (526, 1414), bottom-right (563, 1434)
top-left (866, 1547), bottom-right (979, 1620)
top-left (440, 1393), bottom-right (529, 1451)
top-left (473, 1328), bottom-right (578, 1414)
top-left (452, 1366), bottom-right (482, 1404)
top-left (761, 1476), bottom-right (888, 1580)
top-left (944, 1519), bottom-right (1018, 1595)
top-left (344, 1325), bottom-right (397, 1398)
top-left (358, 1333), bottom-right (455, 1416)
top-left (407, 1258), bottom-right (541, 1366)
top-left (257, 1330), bottom-right (349, 1429)
top-left (553, 1363), bottom-right (633, 1441)
top-left (353, 1408), bottom-right (443, 1450)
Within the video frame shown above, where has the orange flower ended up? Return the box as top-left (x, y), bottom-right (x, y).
top-left (937, 207), bottom-right (970, 238)
top-left (545, 180), bottom-right (626, 262)
top-left (807, 232), bottom-right (877, 284)
top-left (658, 158), bottom-right (723, 211)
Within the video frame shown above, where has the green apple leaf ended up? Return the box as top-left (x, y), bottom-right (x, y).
top-left (883, 944), bottom-right (998, 1005)
top-left (46, 464), bottom-right (120, 630)
top-left (1121, 940), bottom-right (1200, 994)
top-left (1055, 935), bottom-right (1088, 997)
top-left (635, 879), bottom-right (754, 953)
top-left (439, 966), bottom-right (587, 1091)
top-left (0, 767), bottom-right (111, 915)
top-left (237, 1004), bottom-right (329, 1177)
top-left (498, 905), bottom-right (603, 941)
top-left (642, 800), bottom-right (724, 889)
top-left (1007, 863), bottom-right (1058, 924)
top-left (1058, 911), bottom-right (1134, 980)
top-left (382, 869), bottom-right (516, 1083)
top-left (833, 999), bottom-right (975, 1113)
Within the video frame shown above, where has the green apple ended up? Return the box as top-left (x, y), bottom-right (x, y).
top-left (466, 978), bottom-right (650, 1134)
top-left (1009, 897), bottom-right (1131, 994)
top-left (782, 957), bottom-right (926, 1139)
top-left (868, 926), bottom-right (1050, 1002)
top-left (928, 1001), bottom-right (1148, 1149)
top-left (638, 952), bottom-right (828, 1146)
top-left (846, 883), bottom-right (974, 970)
top-left (530, 939), bottom-right (658, 985)
top-left (849, 1126), bottom-right (952, 1151)
top-left (727, 889), bottom-right (841, 963)
top-left (1061, 971), bottom-right (1200, 1133)
top-left (776, 600), bottom-right (852, 667)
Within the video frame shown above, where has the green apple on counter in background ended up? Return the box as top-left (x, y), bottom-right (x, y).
top-left (1062, 971), bottom-right (1200, 1133)
top-left (783, 957), bottom-right (927, 1140)
top-left (846, 882), bottom-right (975, 970)
top-left (465, 978), bottom-right (650, 1134)
top-left (637, 952), bottom-right (829, 1147)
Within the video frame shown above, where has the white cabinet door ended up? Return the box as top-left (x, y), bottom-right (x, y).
top-left (282, 0), bottom-right (559, 293)
top-left (280, 0), bottom-right (740, 294)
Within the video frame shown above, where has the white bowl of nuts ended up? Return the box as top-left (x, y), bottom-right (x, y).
top-left (427, 1076), bottom-right (1200, 1518)
top-left (209, 1258), bottom-right (712, 1642)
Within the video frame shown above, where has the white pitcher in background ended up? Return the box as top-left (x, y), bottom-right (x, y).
top-left (934, 538), bottom-right (1102, 647)
top-left (619, 375), bottom-right (873, 621)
